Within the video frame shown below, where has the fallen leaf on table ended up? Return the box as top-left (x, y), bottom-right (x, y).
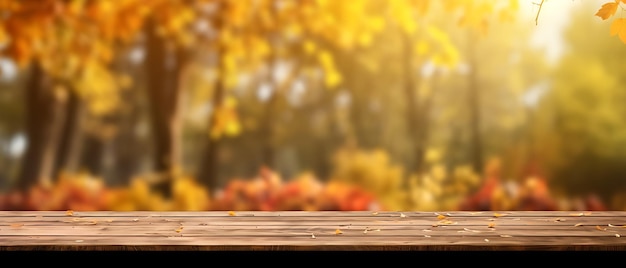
top-left (228, 211), bottom-right (236, 216)
top-left (597, 225), bottom-right (607, 231)
top-left (488, 222), bottom-right (496, 228)
top-left (335, 229), bottom-right (343, 235)
top-left (437, 214), bottom-right (446, 220)
top-left (66, 210), bottom-right (74, 216)
top-left (574, 223), bottom-right (584, 227)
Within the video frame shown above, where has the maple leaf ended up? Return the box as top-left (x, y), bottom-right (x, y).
top-left (596, 1), bottom-right (619, 20)
top-left (610, 18), bottom-right (626, 44)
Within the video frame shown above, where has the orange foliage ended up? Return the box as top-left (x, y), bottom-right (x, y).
top-left (0, 172), bottom-right (109, 211)
top-left (210, 167), bottom-right (381, 211)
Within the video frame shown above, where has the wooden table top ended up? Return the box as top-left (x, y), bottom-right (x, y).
top-left (1, 210), bottom-right (626, 251)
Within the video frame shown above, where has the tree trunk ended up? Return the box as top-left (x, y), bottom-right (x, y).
top-left (17, 61), bottom-right (68, 191)
top-left (110, 100), bottom-right (143, 186)
top-left (198, 68), bottom-right (224, 192)
top-left (143, 20), bottom-right (187, 198)
top-left (467, 33), bottom-right (483, 172)
top-left (401, 32), bottom-right (426, 176)
top-left (80, 130), bottom-right (106, 176)
top-left (53, 88), bottom-right (84, 178)
top-left (260, 63), bottom-right (279, 169)
top-left (467, 35), bottom-right (483, 174)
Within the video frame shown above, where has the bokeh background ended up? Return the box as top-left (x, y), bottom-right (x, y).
top-left (0, 0), bottom-right (624, 211)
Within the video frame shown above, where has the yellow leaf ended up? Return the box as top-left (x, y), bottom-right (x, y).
top-left (596, 1), bottom-right (619, 20)
top-left (228, 211), bottom-right (236, 216)
top-left (610, 18), bottom-right (626, 44)
top-left (488, 222), bottom-right (496, 228)
top-left (66, 210), bottom-right (74, 216)
top-left (175, 227), bottom-right (183, 233)
top-left (335, 229), bottom-right (343, 235)
top-left (597, 225), bottom-right (607, 231)
top-left (436, 214), bottom-right (446, 220)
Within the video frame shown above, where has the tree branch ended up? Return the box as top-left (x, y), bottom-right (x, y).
top-left (535, 0), bottom-right (545, 26)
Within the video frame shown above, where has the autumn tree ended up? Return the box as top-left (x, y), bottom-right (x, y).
top-left (0, 1), bottom-right (131, 190)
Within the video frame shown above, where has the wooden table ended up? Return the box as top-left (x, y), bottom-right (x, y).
top-left (1, 210), bottom-right (626, 252)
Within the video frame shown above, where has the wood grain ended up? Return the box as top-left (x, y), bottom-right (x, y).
top-left (1, 210), bottom-right (625, 251)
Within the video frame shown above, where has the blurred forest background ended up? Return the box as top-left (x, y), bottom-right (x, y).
top-left (0, 0), bottom-right (625, 211)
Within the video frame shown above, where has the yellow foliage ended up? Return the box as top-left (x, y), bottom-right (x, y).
top-left (594, 1), bottom-right (626, 44)
top-left (210, 96), bottom-right (241, 139)
top-left (596, 1), bottom-right (620, 20)
top-left (329, 147), bottom-right (407, 210)
top-left (405, 162), bottom-right (482, 211)
top-left (171, 176), bottom-right (211, 211)
top-left (610, 18), bottom-right (626, 44)
top-left (303, 40), bottom-right (317, 55)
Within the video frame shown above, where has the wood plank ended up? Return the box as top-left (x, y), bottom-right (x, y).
top-left (1, 211), bottom-right (626, 251)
